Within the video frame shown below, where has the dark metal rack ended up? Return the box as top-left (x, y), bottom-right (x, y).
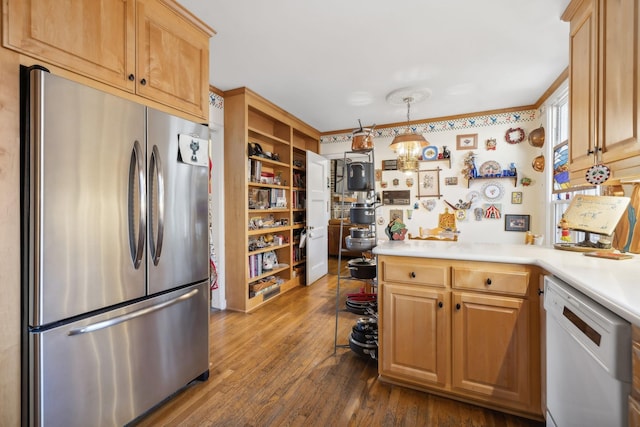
top-left (333, 148), bottom-right (378, 353)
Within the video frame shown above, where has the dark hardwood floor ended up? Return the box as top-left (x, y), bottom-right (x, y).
top-left (133, 257), bottom-right (545, 427)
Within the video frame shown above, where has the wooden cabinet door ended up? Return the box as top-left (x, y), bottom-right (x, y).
top-left (3, 0), bottom-right (135, 91)
top-left (136, 0), bottom-right (210, 119)
top-left (452, 292), bottom-right (530, 408)
top-left (380, 283), bottom-right (449, 387)
top-left (599, 0), bottom-right (640, 173)
top-left (568, 0), bottom-right (598, 182)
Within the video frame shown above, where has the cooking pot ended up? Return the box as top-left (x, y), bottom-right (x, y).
top-left (350, 203), bottom-right (375, 224)
top-left (354, 317), bottom-right (377, 332)
top-left (351, 325), bottom-right (377, 344)
top-left (351, 128), bottom-right (375, 152)
top-left (349, 227), bottom-right (373, 238)
top-left (347, 162), bottom-right (374, 191)
top-left (345, 235), bottom-right (375, 251)
top-left (345, 299), bottom-right (377, 315)
top-left (528, 126), bottom-right (545, 148)
top-left (347, 258), bottom-right (377, 279)
top-left (349, 333), bottom-right (378, 359)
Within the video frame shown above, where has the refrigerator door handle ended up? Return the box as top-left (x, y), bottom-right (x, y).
top-left (67, 287), bottom-right (199, 336)
top-left (149, 144), bottom-right (165, 265)
top-left (129, 140), bottom-right (147, 269)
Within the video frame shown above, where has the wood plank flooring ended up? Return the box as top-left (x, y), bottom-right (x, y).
top-left (133, 258), bottom-right (545, 427)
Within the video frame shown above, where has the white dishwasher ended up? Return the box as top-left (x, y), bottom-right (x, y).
top-left (544, 275), bottom-right (631, 427)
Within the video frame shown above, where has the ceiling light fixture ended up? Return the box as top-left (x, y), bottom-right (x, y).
top-left (386, 88), bottom-right (431, 173)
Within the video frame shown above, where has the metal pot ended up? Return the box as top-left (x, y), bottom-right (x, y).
top-left (528, 126), bottom-right (545, 147)
top-left (349, 227), bottom-right (372, 238)
top-left (349, 333), bottom-right (378, 359)
top-left (345, 235), bottom-right (375, 251)
top-left (354, 317), bottom-right (378, 332)
top-left (347, 258), bottom-right (377, 279)
top-left (350, 203), bottom-right (375, 224)
top-left (351, 128), bottom-right (375, 152)
top-left (347, 162), bottom-right (374, 191)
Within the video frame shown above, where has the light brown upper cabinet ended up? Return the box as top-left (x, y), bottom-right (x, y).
top-left (3, 0), bottom-right (214, 120)
top-left (563, 0), bottom-right (640, 185)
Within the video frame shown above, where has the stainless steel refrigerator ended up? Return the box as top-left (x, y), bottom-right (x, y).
top-left (20, 66), bottom-right (210, 426)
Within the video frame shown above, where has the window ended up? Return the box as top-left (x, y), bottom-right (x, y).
top-left (547, 83), bottom-right (597, 244)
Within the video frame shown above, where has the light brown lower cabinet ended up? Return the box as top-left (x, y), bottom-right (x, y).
top-left (378, 256), bottom-right (542, 421)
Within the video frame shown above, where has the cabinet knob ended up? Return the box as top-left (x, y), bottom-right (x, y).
top-left (486, 278), bottom-right (492, 285)
top-left (140, 78), bottom-right (147, 86)
top-left (410, 272), bottom-right (416, 278)
top-left (456, 303), bottom-right (461, 310)
top-left (438, 301), bottom-right (443, 308)
top-left (128, 74), bottom-right (135, 81)
top-left (537, 289), bottom-right (544, 295)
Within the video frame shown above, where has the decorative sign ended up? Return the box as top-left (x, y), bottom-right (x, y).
top-left (382, 190), bottom-right (411, 205)
top-left (382, 159), bottom-right (398, 170)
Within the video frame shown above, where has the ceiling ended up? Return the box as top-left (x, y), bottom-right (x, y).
top-left (179, 0), bottom-right (571, 133)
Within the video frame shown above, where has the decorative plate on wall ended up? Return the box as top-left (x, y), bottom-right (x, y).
top-left (478, 160), bottom-right (501, 176)
top-left (481, 181), bottom-right (504, 201)
top-left (422, 145), bottom-right (438, 161)
top-left (585, 164), bottom-right (611, 185)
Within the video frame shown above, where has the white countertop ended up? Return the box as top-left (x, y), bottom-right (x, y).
top-left (373, 240), bottom-right (640, 325)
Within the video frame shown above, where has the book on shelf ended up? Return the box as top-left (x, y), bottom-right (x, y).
top-left (292, 190), bottom-right (306, 209)
top-left (293, 171), bottom-right (305, 188)
top-left (249, 158), bottom-right (262, 182)
top-left (260, 171), bottom-right (275, 184)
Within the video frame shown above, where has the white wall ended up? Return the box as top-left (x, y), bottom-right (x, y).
top-left (321, 108), bottom-right (547, 244)
top-left (209, 92), bottom-right (226, 309)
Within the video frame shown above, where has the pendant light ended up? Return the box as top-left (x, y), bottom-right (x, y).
top-left (387, 88), bottom-right (431, 173)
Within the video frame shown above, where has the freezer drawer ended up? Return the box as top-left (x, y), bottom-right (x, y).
top-left (29, 282), bottom-right (209, 427)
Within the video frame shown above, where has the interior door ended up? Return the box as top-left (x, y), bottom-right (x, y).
top-left (306, 151), bottom-right (330, 285)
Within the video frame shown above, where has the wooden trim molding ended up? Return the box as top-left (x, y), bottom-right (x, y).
top-left (534, 67), bottom-right (569, 108)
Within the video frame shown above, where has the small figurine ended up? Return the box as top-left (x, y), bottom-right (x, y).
top-left (441, 145), bottom-right (450, 159)
top-left (558, 215), bottom-right (571, 242)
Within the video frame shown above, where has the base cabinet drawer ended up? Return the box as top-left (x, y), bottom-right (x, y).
top-left (380, 257), bottom-right (449, 287)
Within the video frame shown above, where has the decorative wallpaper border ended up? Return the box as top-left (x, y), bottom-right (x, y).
top-left (320, 108), bottom-right (538, 145)
top-left (209, 92), bottom-right (224, 110)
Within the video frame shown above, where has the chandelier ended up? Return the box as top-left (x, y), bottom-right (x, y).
top-left (387, 88), bottom-right (431, 173)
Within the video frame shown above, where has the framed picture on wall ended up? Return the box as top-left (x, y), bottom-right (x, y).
top-left (511, 191), bottom-right (523, 204)
top-left (456, 133), bottom-right (478, 150)
top-left (417, 168), bottom-right (441, 198)
top-left (504, 214), bottom-right (530, 232)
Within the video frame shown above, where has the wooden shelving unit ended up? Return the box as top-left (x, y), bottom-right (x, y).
top-left (223, 87), bottom-right (319, 312)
